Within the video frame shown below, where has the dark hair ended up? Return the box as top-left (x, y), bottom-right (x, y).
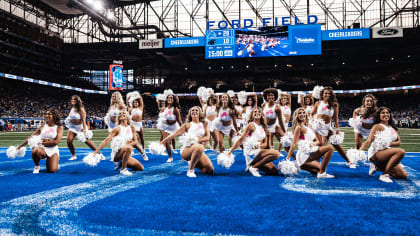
top-left (374, 107), bottom-right (398, 131)
top-left (320, 87), bottom-right (337, 109)
top-left (247, 95), bottom-right (256, 107)
top-left (249, 107), bottom-right (267, 130)
top-left (217, 94), bottom-right (235, 113)
top-left (360, 94), bottom-right (377, 119)
top-left (70, 95), bottom-right (83, 112)
top-left (133, 97), bottom-right (143, 108)
top-left (303, 94), bottom-right (314, 106)
top-left (165, 94), bottom-right (180, 109)
top-left (262, 88), bottom-right (278, 102)
top-left (207, 95), bottom-right (217, 106)
top-left (49, 109), bottom-right (62, 126)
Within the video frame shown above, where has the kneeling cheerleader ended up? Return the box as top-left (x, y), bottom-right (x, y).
top-left (15, 109), bottom-right (63, 174)
top-left (286, 108), bottom-right (335, 178)
top-left (226, 107), bottom-right (280, 177)
top-left (359, 107), bottom-right (407, 183)
top-left (92, 110), bottom-right (144, 176)
top-left (161, 106), bottom-right (214, 178)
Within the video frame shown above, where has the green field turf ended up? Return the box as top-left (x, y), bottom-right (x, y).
top-left (0, 127), bottom-right (419, 152)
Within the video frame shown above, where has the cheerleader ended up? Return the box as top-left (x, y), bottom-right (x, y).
top-left (359, 107), bottom-right (407, 183)
top-left (203, 95), bottom-right (219, 150)
top-left (310, 87), bottom-right (352, 167)
top-left (286, 108), bottom-right (334, 178)
top-left (161, 106), bottom-right (214, 177)
top-left (105, 92), bottom-right (126, 133)
top-left (93, 110), bottom-right (144, 176)
top-left (128, 92), bottom-right (149, 161)
top-left (278, 92), bottom-right (292, 131)
top-left (352, 94), bottom-right (377, 149)
top-left (299, 94), bottom-right (315, 117)
top-left (227, 107), bottom-right (280, 177)
top-left (232, 95), bottom-right (243, 129)
top-left (156, 94), bottom-right (177, 151)
top-left (158, 94), bottom-right (182, 162)
top-left (241, 93), bottom-right (258, 123)
top-left (65, 95), bottom-right (98, 161)
top-left (16, 109), bottom-right (63, 173)
top-left (261, 88), bottom-right (286, 150)
top-left (214, 94), bottom-right (239, 153)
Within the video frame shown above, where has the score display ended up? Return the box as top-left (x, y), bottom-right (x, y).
top-left (205, 29), bottom-right (235, 59)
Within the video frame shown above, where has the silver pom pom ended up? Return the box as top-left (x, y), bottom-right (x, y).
top-left (278, 160), bottom-right (299, 175)
top-left (111, 136), bottom-right (127, 152)
top-left (28, 135), bottom-right (42, 149)
top-left (179, 133), bottom-right (199, 147)
top-left (148, 141), bottom-right (166, 155)
top-left (77, 132), bottom-right (87, 143)
top-left (163, 89), bottom-right (174, 101)
top-left (83, 152), bottom-right (102, 167)
top-left (243, 137), bottom-right (261, 159)
top-left (156, 94), bottom-right (165, 101)
top-left (372, 130), bottom-right (393, 151)
top-left (16, 147), bottom-right (26, 158)
top-left (346, 149), bottom-right (367, 164)
top-left (237, 91), bottom-right (248, 105)
top-left (280, 132), bottom-right (294, 147)
top-left (312, 85), bottom-right (324, 100)
top-left (348, 116), bottom-right (362, 129)
top-left (206, 88), bottom-right (214, 95)
top-left (276, 89), bottom-right (282, 102)
top-left (297, 92), bottom-right (305, 104)
top-left (298, 140), bottom-right (318, 154)
top-left (217, 152), bottom-right (235, 169)
top-left (156, 117), bottom-right (167, 131)
top-left (6, 146), bottom-right (17, 159)
top-left (329, 132), bottom-right (344, 145)
top-left (128, 92), bottom-right (141, 107)
top-left (85, 130), bottom-right (93, 140)
top-left (227, 90), bottom-right (235, 98)
top-left (309, 118), bottom-right (326, 132)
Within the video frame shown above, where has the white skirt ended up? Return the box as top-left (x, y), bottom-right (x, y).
top-left (213, 118), bottom-right (234, 135)
top-left (316, 122), bottom-right (332, 137)
top-left (132, 121), bottom-right (143, 132)
top-left (355, 126), bottom-right (371, 139)
top-left (65, 117), bottom-right (82, 134)
top-left (205, 118), bottom-right (215, 132)
top-left (267, 120), bottom-right (280, 133)
top-left (40, 145), bottom-right (59, 158)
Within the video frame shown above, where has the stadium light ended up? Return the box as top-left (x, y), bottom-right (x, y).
top-left (85, 0), bottom-right (104, 11)
top-left (208, 66), bottom-right (212, 70)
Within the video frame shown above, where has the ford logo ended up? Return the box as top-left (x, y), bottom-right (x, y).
top-left (377, 28), bottom-right (399, 35)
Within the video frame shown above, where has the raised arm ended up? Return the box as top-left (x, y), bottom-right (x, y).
top-left (311, 101), bottom-right (320, 118)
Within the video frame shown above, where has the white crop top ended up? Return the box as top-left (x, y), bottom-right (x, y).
top-left (280, 105), bottom-right (291, 116)
top-left (68, 108), bottom-right (81, 119)
top-left (305, 106), bottom-right (314, 115)
top-left (117, 125), bottom-right (133, 141)
top-left (361, 116), bottom-right (374, 124)
top-left (248, 122), bottom-right (266, 141)
top-left (187, 122), bottom-right (205, 138)
top-left (235, 105), bottom-right (243, 114)
top-left (163, 107), bottom-right (177, 121)
top-left (109, 106), bottom-right (120, 117)
top-left (380, 124), bottom-right (398, 142)
top-left (316, 101), bottom-right (334, 117)
top-left (41, 125), bottom-right (58, 140)
top-left (263, 104), bottom-right (277, 119)
top-left (218, 108), bottom-right (232, 122)
top-left (299, 126), bottom-right (316, 142)
top-left (131, 108), bottom-right (143, 117)
top-left (206, 105), bottom-right (217, 116)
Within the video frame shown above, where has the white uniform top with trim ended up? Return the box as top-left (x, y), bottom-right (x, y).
top-left (235, 105), bottom-right (243, 114)
top-left (109, 107), bottom-right (120, 117)
top-left (205, 105), bottom-right (217, 116)
top-left (296, 126), bottom-right (318, 167)
top-left (280, 105), bottom-right (291, 116)
top-left (299, 126), bottom-right (316, 142)
top-left (68, 108), bottom-right (81, 119)
top-left (163, 107), bottom-right (177, 121)
top-left (361, 115), bottom-right (374, 124)
top-left (316, 101), bottom-right (334, 117)
top-left (263, 103), bottom-right (277, 119)
top-left (245, 106), bottom-right (253, 117)
top-left (218, 108), bottom-right (232, 122)
top-left (305, 106), bottom-right (314, 115)
top-left (248, 122), bottom-right (266, 141)
top-left (40, 124), bottom-right (60, 157)
top-left (131, 108), bottom-right (142, 116)
top-left (367, 124), bottom-right (398, 160)
top-left (118, 125), bottom-right (133, 141)
top-left (187, 122), bottom-right (205, 138)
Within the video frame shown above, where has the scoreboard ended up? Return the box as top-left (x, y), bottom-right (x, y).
top-left (205, 29), bottom-right (235, 59)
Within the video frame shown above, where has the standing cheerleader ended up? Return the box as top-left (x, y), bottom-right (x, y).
top-left (241, 93), bottom-right (258, 123)
top-left (352, 94), bottom-right (377, 149)
top-left (93, 110), bottom-right (144, 176)
top-left (227, 107), bottom-right (280, 177)
top-left (232, 94), bottom-right (243, 130)
top-left (279, 92), bottom-right (292, 130)
top-left (359, 107), bottom-right (407, 183)
top-left (261, 88), bottom-right (286, 150)
top-left (310, 87), bottom-right (352, 167)
top-left (203, 95), bottom-right (219, 150)
top-left (161, 106), bottom-right (214, 177)
top-left (128, 92), bottom-right (149, 161)
top-left (16, 109), bottom-right (63, 173)
top-left (299, 94), bottom-right (315, 118)
top-left (105, 92), bottom-right (126, 133)
top-left (286, 108), bottom-right (334, 178)
top-left (157, 93), bottom-right (182, 162)
top-left (214, 94), bottom-right (239, 153)
top-left (65, 95), bottom-right (98, 161)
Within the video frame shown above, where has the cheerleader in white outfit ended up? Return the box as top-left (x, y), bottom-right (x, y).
top-left (286, 108), bottom-right (334, 178)
top-left (299, 94), bottom-right (315, 118)
top-left (261, 88), bottom-right (286, 151)
top-left (232, 95), bottom-right (243, 129)
top-left (279, 93), bottom-right (292, 131)
top-left (65, 95), bottom-right (98, 161)
top-left (352, 94), bottom-right (377, 149)
top-left (105, 92), bottom-right (126, 133)
top-left (128, 93), bottom-right (148, 161)
top-left (227, 107), bottom-right (280, 177)
top-left (157, 94), bottom-right (182, 162)
top-left (17, 109), bottom-right (63, 173)
top-left (310, 87), bottom-right (351, 166)
top-left (359, 107), bottom-right (407, 183)
top-left (93, 110), bottom-right (144, 176)
top-left (241, 93), bottom-right (258, 124)
top-left (203, 95), bottom-right (219, 150)
top-left (214, 94), bottom-right (239, 153)
top-left (161, 106), bottom-right (214, 177)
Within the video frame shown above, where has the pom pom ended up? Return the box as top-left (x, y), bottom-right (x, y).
top-left (148, 141), bottom-right (166, 155)
top-left (329, 132), bottom-right (344, 145)
top-left (163, 89), bottom-right (174, 101)
top-left (16, 147), bottom-right (26, 158)
top-left (346, 149), bottom-right (367, 164)
top-left (85, 130), bottom-right (93, 140)
top-left (280, 132), bottom-right (294, 147)
top-left (237, 91), bottom-right (248, 105)
top-left (206, 88), bottom-right (214, 95)
top-left (372, 130), bottom-right (393, 151)
top-left (179, 133), bottom-right (198, 147)
top-left (197, 86), bottom-right (207, 101)
top-left (276, 89), bottom-right (282, 102)
top-left (278, 160), bottom-right (299, 175)
top-left (64, 117), bottom-right (71, 129)
top-left (312, 85), bottom-right (324, 100)
top-left (243, 137), bottom-right (261, 159)
top-left (77, 132), bottom-right (87, 143)
top-left (298, 140), bottom-right (318, 154)
top-left (217, 152), bottom-right (235, 169)
top-left (297, 92), bottom-right (305, 104)
top-left (6, 146), bottom-right (17, 159)
top-left (128, 92), bottom-right (141, 107)
top-left (348, 116), bottom-right (362, 129)
top-left (199, 88), bottom-right (210, 102)
top-left (104, 113), bottom-right (112, 128)
top-left (28, 135), bottom-right (41, 149)
top-left (309, 118), bottom-right (326, 132)
top-left (83, 153), bottom-right (101, 167)
top-left (156, 94), bottom-right (165, 101)
top-left (212, 118), bottom-right (223, 131)
top-left (111, 136), bottom-right (126, 152)
top-left (227, 90), bottom-right (235, 98)
top-left (156, 117), bottom-right (167, 131)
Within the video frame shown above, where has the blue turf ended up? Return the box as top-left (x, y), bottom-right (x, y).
top-left (0, 147), bottom-right (419, 235)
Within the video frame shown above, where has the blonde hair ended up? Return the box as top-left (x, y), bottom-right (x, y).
top-left (110, 91), bottom-right (125, 107)
top-left (186, 106), bottom-right (205, 123)
top-left (117, 110), bottom-right (132, 126)
top-left (292, 107), bottom-right (309, 131)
